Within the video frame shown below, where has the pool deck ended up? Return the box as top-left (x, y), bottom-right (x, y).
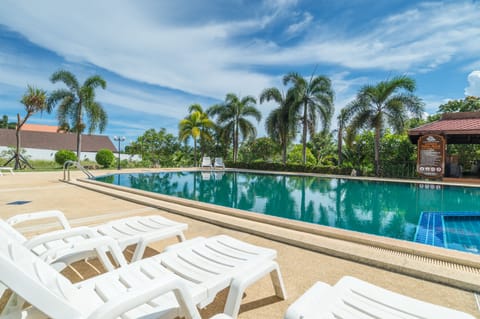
top-left (1, 169), bottom-right (480, 318)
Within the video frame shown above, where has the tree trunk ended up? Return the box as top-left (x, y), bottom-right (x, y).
top-left (76, 104), bottom-right (83, 160)
top-left (76, 131), bottom-right (82, 160)
top-left (14, 113), bottom-right (27, 169)
top-left (233, 120), bottom-right (239, 163)
top-left (302, 102), bottom-right (308, 165)
top-left (337, 125), bottom-right (343, 166)
top-left (374, 126), bottom-right (381, 176)
top-left (15, 121), bottom-right (21, 169)
top-left (194, 139), bottom-right (197, 166)
top-left (282, 142), bottom-right (287, 165)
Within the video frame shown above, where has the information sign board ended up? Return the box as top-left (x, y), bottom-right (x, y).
top-left (417, 135), bottom-right (445, 178)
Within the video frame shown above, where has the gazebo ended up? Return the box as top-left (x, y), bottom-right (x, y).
top-left (408, 112), bottom-right (480, 179)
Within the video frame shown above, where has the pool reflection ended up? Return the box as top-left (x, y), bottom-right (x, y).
top-left (95, 171), bottom-right (480, 243)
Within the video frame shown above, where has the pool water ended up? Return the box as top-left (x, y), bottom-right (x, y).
top-left (95, 171), bottom-right (480, 254)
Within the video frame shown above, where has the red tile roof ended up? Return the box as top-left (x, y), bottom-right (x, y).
top-left (408, 112), bottom-right (480, 144)
top-left (21, 124), bottom-right (62, 133)
top-left (0, 129), bottom-right (116, 152)
top-left (409, 118), bottom-right (480, 133)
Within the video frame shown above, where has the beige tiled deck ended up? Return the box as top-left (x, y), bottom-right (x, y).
top-left (1, 170), bottom-right (479, 318)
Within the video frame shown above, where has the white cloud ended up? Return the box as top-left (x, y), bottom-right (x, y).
top-left (285, 12), bottom-right (313, 37)
top-left (1, 0), bottom-right (478, 103)
top-left (241, 2), bottom-right (480, 72)
top-left (465, 71), bottom-right (480, 96)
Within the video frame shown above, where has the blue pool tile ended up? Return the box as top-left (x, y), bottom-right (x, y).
top-left (415, 211), bottom-right (480, 255)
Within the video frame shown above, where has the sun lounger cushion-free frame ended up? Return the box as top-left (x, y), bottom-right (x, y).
top-left (284, 276), bottom-right (476, 319)
top-left (201, 156), bottom-right (213, 168)
top-left (0, 166), bottom-right (14, 176)
top-left (0, 229), bottom-right (286, 319)
top-left (5, 210), bottom-right (187, 264)
top-left (0, 231), bottom-right (236, 319)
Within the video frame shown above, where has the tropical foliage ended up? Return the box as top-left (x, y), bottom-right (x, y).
top-left (344, 76), bottom-right (424, 176)
top-left (208, 93), bottom-right (261, 162)
top-left (178, 104), bottom-right (214, 166)
top-left (260, 86), bottom-right (296, 164)
top-left (10, 86), bottom-right (50, 169)
top-left (127, 128), bottom-right (188, 167)
top-left (283, 72), bottom-right (334, 165)
top-left (238, 137), bottom-right (279, 163)
top-left (11, 68), bottom-right (472, 179)
top-left (48, 70), bottom-right (107, 159)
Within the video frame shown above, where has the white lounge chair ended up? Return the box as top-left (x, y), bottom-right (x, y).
top-left (0, 228), bottom-right (286, 318)
top-left (284, 276), bottom-right (475, 319)
top-left (0, 166), bottom-right (14, 175)
top-left (201, 156), bottom-right (213, 168)
top-left (4, 209), bottom-right (187, 265)
top-left (214, 157), bottom-right (225, 169)
top-left (0, 231), bottom-right (232, 319)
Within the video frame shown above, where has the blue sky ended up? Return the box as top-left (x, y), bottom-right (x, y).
top-left (1, 0), bottom-right (479, 147)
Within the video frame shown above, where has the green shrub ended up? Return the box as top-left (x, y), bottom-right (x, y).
top-left (54, 149), bottom-right (77, 166)
top-left (96, 149), bottom-right (115, 168)
top-left (287, 145), bottom-right (316, 166)
top-left (225, 160), bottom-right (352, 175)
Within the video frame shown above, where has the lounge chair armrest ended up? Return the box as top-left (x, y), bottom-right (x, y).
top-left (24, 226), bottom-right (98, 250)
top-left (42, 236), bottom-right (127, 271)
top-left (6, 210), bottom-right (71, 230)
top-left (87, 274), bottom-right (201, 319)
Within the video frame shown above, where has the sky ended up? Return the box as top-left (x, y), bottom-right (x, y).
top-left (0, 0), bottom-right (480, 147)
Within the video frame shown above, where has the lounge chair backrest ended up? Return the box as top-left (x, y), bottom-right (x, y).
top-left (0, 231), bottom-right (80, 318)
top-left (202, 157), bottom-right (212, 167)
top-left (214, 157), bottom-right (225, 168)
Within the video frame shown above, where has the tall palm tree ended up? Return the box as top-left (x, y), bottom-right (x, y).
top-left (10, 86), bottom-right (50, 169)
top-left (208, 93), bottom-right (261, 162)
top-left (283, 72), bottom-right (334, 165)
top-left (179, 110), bottom-right (214, 166)
top-left (346, 76), bottom-right (424, 176)
top-left (188, 103), bottom-right (213, 159)
top-left (48, 70), bottom-right (107, 159)
top-left (260, 87), bottom-right (296, 164)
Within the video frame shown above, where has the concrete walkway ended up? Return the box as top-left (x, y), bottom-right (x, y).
top-left (0, 170), bottom-right (479, 318)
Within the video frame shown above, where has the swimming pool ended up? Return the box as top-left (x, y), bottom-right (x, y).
top-left (95, 170), bottom-right (480, 255)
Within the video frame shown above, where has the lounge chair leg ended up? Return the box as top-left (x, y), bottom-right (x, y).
top-left (270, 264), bottom-right (287, 300)
top-left (223, 261), bottom-right (287, 318)
top-left (131, 243), bottom-right (147, 262)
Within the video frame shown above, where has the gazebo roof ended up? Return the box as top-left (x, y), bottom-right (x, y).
top-left (408, 112), bottom-right (480, 144)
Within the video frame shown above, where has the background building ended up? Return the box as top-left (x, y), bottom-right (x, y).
top-left (0, 125), bottom-right (116, 161)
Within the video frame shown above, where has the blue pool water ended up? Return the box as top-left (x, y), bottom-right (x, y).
top-left (95, 171), bottom-right (480, 255)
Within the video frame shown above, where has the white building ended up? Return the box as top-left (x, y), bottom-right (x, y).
top-left (0, 125), bottom-right (117, 162)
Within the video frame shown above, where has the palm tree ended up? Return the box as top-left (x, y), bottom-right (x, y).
top-left (346, 76), bottom-right (424, 176)
top-left (336, 108), bottom-right (351, 166)
top-left (187, 104), bottom-right (213, 159)
top-left (179, 110), bottom-right (214, 166)
top-left (48, 70), bottom-right (107, 159)
top-left (260, 87), bottom-right (296, 164)
top-left (283, 72), bottom-right (334, 165)
top-left (11, 86), bottom-right (50, 169)
top-left (208, 93), bottom-right (261, 162)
